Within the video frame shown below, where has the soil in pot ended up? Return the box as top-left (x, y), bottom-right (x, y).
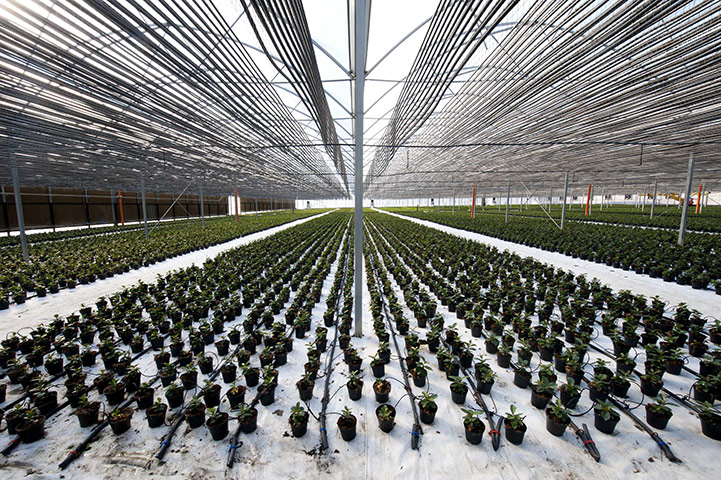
top-left (185, 404), bottom-right (206, 428)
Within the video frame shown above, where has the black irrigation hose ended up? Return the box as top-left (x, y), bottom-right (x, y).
top-left (319, 234), bottom-right (351, 452)
top-left (607, 396), bottom-right (682, 463)
top-left (368, 217), bottom-right (601, 456)
top-left (227, 222), bottom-right (347, 468)
top-left (366, 235), bottom-right (422, 450)
top-left (439, 336), bottom-right (503, 451)
top-left (4, 335), bottom-right (165, 457)
top-left (59, 376), bottom-right (161, 470)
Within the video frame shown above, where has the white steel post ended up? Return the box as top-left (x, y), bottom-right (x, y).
top-left (561, 172), bottom-right (569, 230)
top-left (678, 153), bottom-right (695, 245)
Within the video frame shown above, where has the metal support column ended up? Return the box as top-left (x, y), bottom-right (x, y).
top-left (11, 163), bottom-right (29, 261)
top-left (600, 187), bottom-right (604, 211)
top-left (234, 188), bottom-right (239, 222)
top-left (505, 181), bottom-right (510, 223)
top-left (561, 172), bottom-right (569, 230)
top-left (1, 185), bottom-right (9, 236)
top-left (642, 187), bottom-right (647, 211)
top-left (650, 180), bottom-right (658, 219)
top-left (141, 178), bottom-right (148, 238)
top-left (696, 184), bottom-right (703, 214)
top-left (83, 188), bottom-right (91, 227)
top-left (678, 153), bottom-right (695, 245)
top-left (118, 191), bottom-right (125, 225)
top-left (353, 0), bottom-right (368, 338)
top-left (254, 197), bottom-right (258, 218)
top-left (48, 186), bottom-right (56, 232)
top-left (110, 190), bottom-right (117, 225)
top-left (200, 182), bottom-right (205, 228)
top-left (471, 185), bottom-right (476, 218)
top-left (452, 191), bottom-right (455, 215)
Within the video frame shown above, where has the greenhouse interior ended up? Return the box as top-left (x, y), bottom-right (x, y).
top-left (1, 1), bottom-right (721, 479)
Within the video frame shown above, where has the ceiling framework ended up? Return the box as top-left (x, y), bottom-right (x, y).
top-left (0, 0), bottom-right (347, 198)
top-left (366, 0), bottom-right (721, 199)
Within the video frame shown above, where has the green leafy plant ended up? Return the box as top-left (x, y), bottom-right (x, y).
top-left (505, 405), bottom-right (526, 430)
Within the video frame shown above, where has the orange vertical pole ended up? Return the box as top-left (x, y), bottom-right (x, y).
top-left (584, 184), bottom-right (592, 216)
top-left (471, 185), bottom-right (476, 218)
top-left (695, 184), bottom-right (702, 214)
top-left (234, 188), bottom-right (239, 222)
top-left (117, 191), bottom-right (125, 225)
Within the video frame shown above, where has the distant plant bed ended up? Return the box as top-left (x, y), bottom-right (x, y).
top-left (0, 210), bottom-right (328, 308)
top-left (387, 209), bottom-right (720, 290)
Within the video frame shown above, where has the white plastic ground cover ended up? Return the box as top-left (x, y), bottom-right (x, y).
top-left (0, 210), bottom-right (334, 340)
top-left (377, 209), bottom-right (721, 319)
top-left (0, 209), bottom-right (717, 480)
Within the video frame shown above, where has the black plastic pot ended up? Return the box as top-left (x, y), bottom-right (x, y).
top-left (245, 369), bottom-right (260, 388)
top-left (109, 408), bottom-right (133, 434)
top-left (419, 404), bottom-right (437, 425)
top-left (640, 378), bottom-right (663, 397)
top-left (135, 389), bottom-right (154, 410)
top-left (464, 422), bottom-right (485, 445)
top-left (545, 411), bottom-right (569, 437)
top-left (504, 421), bottom-right (526, 445)
top-left (451, 389), bottom-right (467, 404)
top-left (645, 405), bottom-right (671, 430)
top-left (166, 390), bottom-right (184, 409)
top-left (376, 405), bottom-right (396, 433)
top-left (347, 383), bottom-right (362, 401)
top-left (700, 413), bottom-right (721, 441)
top-left (260, 386), bottom-right (276, 406)
top-left (290, 418), bottom-right (308, 438)
top-left (185, 406), bottom-right (206, 428)
top-left (530, 389), bottom-right (551, 409)
top-left (338, 416), bottom-right (357, 441)
top-left (497, 353), bottom-right (511, 368)
top-left (240, 408), bottom-right (258, 433)
top-left (207, 412), bottom-right (229, 440)
top-left (374, 386), bottom-right (390, 404)
top-left (371, 363), bottom-right (385, 378)
top-left (513, 371), bottom-right (531, 389)
top-left (221, 365), bottom-right (237, 384)
top-left (75, 403), bottom-right (100, 427)
top-left (17, 417), bottom-right (45, 443)
top-left (203, 384), bottom-right (222, 408)
top-left (181, 372), bottom-right (198, 390)
top-left (147, 404), bottom-right (167, 428)
top-left (594, 411), bottom-right (620, 434)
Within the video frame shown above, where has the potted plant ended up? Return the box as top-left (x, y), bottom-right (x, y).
top-left (530, 377), bottom-right (557, 409)
top-left (370, 354), bottom-right (385, 378)
top-left (593, 400), bottom-right (621, 434)
top-left (165, 381), bottom-right (184, 409)
top-left (411, 358), bottom-right (429, 387)
top-left (238, 404), bottom-right (259, 433)
top-left (645, 394), bottom-right (676, 430)
top-left (376, 404), bottom-right (396, 433)
top-left (108, 406), bottom-right (133, 435)
top-left (201, 380), bottom-right (222, 408)
top-left (545, 399), bottom-right (571, 437)
top-left (180, 364), bottom-right (198, 390)
top-left (461, 408), bottom-right (485, 445)
top-left (289, 402), bottom-right (309, 437)
top-left (296, 371), bottom-right (315, 401)
top-left (103, 378), bottom-right (126, 405)
top-left (241, 363), bottom-right (260, 387)
top-left (146, 398), bottom-right (167, 428)
top-left (346, 370), bottom-right (363, 401)
top-left (373, 378), bottom-right (391, 403)
top-left (513, 360), bottom-right (532, 389)
top-left (611, 371), bottom-right (632, 398)
top-left (337, 406), bottom-right (357, 441)
top-left (221, 361), bottom-right (237, 384)
top-left (504, 405), bottom-right (527, 445)
top-left (640, 370), bottom-right (664, 397)
top-left (474, 363), bottom-right (496, 394)
top-left (134, 382), bottom-right (155, 410)
top-left (15, 407), bottom-right (46, 443)
top-left (697, 401), bottom-right (721, 440)
top-left (417, 391), bottom-right (438, 425)
top-left (184, 396), bottom-right (206, 428)
top-left (206, 407), bottom-right (230, 440)
top-left (450, 376), bottom-right (469, 404)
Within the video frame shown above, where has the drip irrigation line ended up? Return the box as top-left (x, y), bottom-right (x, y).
top-left (59, 375), bottom-right (161, 470)
top-left (319, 229), bottom-right (352, 452)
top-left (607, 396), bottom-right (682, 463)
top-left (566, 419), bottom-right (601, 462)
top-left (365, 231), bottom-right (423, 450)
